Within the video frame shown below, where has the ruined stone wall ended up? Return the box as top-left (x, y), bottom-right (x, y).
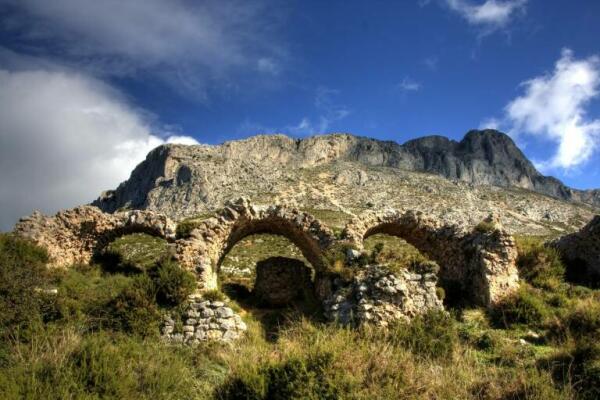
top-left (552, 215), bottom-right (600, 283)
top-left (174, 198), bottom-right (336, 290)
top-left (13, 206), bottom-right (176, 267)
top-left (14, 199), bottom-right (519, 306)
top-left (343, 210), bottom-right (519, 305)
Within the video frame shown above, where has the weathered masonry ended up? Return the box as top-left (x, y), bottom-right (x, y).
top-left (14, 197), bottom-right (520, 307)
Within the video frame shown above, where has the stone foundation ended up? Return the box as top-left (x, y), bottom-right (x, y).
top-left (161, 296), bottom-right (247, 344)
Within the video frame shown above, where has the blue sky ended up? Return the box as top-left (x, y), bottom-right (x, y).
top-left (1, 0), bottom-right (600, 229)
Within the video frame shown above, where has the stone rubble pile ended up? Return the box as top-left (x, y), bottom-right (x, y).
top-left (324, 265), bottom-right (444, 326)
top-left (162, 296), bottom-right (247, 344)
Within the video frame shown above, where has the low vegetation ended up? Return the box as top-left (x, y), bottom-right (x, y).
top-left (1, 232), bottom-right (599, 399)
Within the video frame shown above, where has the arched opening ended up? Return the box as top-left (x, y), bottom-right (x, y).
top-left (93, 232), bottom-right (173, 274)
top-left (362, 223), bottom-right (469, 307)
top-left (217, 230), bottom-right (323, 341)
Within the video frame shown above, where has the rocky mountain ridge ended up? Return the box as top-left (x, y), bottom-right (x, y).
top-left (93, 130), bottom-right (599, 235)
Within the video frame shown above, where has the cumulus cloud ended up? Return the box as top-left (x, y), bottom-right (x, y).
top-left (505, 49), bottom-right (600, 170)
top-left (445, 0), bottom-right (526, 28)
top-left (0, 69), bottom-right (198, 230)
top-left (481, 49), bottom-right (600, 172)
top-left (0, 0), bottom-right (284, 96)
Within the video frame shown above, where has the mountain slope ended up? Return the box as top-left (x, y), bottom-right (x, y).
top-left (93, 130), bottom-right (598, 235)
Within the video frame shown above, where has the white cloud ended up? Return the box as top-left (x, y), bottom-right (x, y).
top-left (288, 87), bottom-right (350, 135)
top-left (483, 49), bottom-right (600, 172)
top-left (0, 68), bottom-right (198, 230)
top-left (1, 0), bottom-right (284, 96)
top-left (445, 0), bottom-right (526, 28)
top-left (506, 49), bottom-right (600, 170)
top-left (479, 117), bottom-right (500, 130)
top-left (398, 77), bottom-right (422, 92)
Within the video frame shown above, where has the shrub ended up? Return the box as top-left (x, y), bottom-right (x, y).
top-left (175, 216), bottom-right (210, 239)
top-left (516, 238), bottom-right (565, 290)
top-left (545, 340), bottom-right (600, 400)
top-left (216, 352), bottom-right (346, 400)
top-left (203, 289), bottom-right (226, 302)
top-left (387, 310), bottom-right (457, 361)
top-left (0, 331), bottom-right (203, 399)
top-left (558, 299), bottom-right (600, 341)
top-left (436, 286), bottom-right (446, 301)
top-left (490, 286), bottom-right (549, 328)
top-left (0, 234), bottom-right (49, 337)
top-left (474, 220), bottom-right (496, 233)
top-left (409, 259), bottom-right (440, 275)
top-left (106, 275), bottom-right (161, 337)
top-left (149, 259), bottom-right (196, 306)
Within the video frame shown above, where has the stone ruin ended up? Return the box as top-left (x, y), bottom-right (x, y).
top-left (551, 215), bottom-right (600, 285)
top-left (14, 197), bottom-right (526, 341)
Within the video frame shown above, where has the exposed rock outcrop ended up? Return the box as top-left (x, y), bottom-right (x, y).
top-left (552, 215), bottom-right (600, 285)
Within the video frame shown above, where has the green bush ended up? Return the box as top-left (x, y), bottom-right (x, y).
top-left (409, 259), bottom-right (440, 275)
top-left (387, 310), bottom-right (457, 361)
top-left (204, 289), bottom-right (226, 302)
top-left (149, 259), bottom-right (196, 306)
top-left (490, 286), bottom-right (550, 328)
top-left (474, 221), bottom-right (496, 233)
top-left (216, 352), bottom-right (346, 400)
top-left (545, 340), bottom-right (600, 400)
top-left (554, 299), bottom-right (600, 341)
top-left (176, 216), bottom-right (210, 239)
top-left (516, 238), bottom-right (565, 290)
top-left (0, 234), bottom-right (50, 337)
top-left (106, 275), bottom-right (161, 337)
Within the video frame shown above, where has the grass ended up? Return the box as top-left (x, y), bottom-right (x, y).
top-left (1, 232), bottom-right (600, 399)
top-left (363, 233), bottom-right (431, 274)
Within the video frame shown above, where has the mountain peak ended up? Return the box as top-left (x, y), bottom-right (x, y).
top-left (93, 130), bottom-right (599, 216)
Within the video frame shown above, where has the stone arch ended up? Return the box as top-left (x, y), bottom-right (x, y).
top-left (13, 206), bottom-right (176, 267)
top-left (175, 198), bottom-right (336, 291)
top-left (343, 210), bottom-right (519, 306)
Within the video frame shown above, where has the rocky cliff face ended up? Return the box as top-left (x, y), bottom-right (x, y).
top-left (92, 130), bottom-right (598, 235)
